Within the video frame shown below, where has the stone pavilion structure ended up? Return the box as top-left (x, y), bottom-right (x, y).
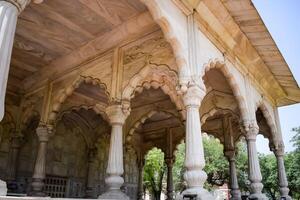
top-left (0, 0), bottom-right (299, 199)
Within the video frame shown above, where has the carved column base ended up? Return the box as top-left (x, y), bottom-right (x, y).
top-left (279, 186), bottom-right (291, 200)
top-left (85, 187), bottom-right (95, 198)
top-left (98, 190), bottom-right (130, 200)
top-left (0, 179), bottom-right (7, 196)
top-left (248, 193), bottom-right (268, 200)
top-left (278, 194), bottom-right (292, 200)
top-left (30, 178), bottom-right (46, 197)
top-left (230, 189), bottom-right (241, 200)
top-left (178, 187), bottom-right (214, 200)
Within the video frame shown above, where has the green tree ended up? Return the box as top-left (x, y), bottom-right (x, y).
top-left (203, 136), bottom-right (229, 189)
top-left (143, 148), bottom-right (166, 200)
top-left (235, 142), bottom-right (249, 193)
top-left (173, 142), bottom-right (185, 192)
top-left (173, 136), bottom-right (230, 192)
top-left (286, 127), bottom-right (300, 199)
top-left (259, 154), bottom-right (278, 200)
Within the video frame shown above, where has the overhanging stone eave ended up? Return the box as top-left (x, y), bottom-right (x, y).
top-left (221, 0), bottom-right (300, 105)
top-left (192, 0), bottom-right (300, 106)
top-left (277, 89), bottom-right (300, 107)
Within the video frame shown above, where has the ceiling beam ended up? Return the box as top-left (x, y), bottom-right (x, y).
top-left (22, 11), bottom-right (159, 92)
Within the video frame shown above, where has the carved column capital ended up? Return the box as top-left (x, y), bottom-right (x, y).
top-left (36, 124), bottom-right (51, 142)
top-left (224, 149), bottom-right (236, 161)
top-left (106, 104), bottom-right (129, 125)
top-left (273, 142), bottom-right (285, 157)
top-left (181, 82), bottom-right (206, 108)
top-left (243, 121), bottom-right (259, 141)
top-left (165, 157), bottom-right (174, 167)
top-left (10, 134), bottom-right (22, 148)
top-left (88, 147), bottom-right (97, 162)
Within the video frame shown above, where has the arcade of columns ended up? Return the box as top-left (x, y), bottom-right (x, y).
top-left (0, 0), bottom-right (298, 200)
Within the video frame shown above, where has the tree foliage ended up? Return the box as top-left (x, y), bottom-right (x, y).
top-left (203, 136), bottom-right (229, 188)
top-left (259, 154), bottom-right (278, 200)
top-left (143, 148), bottom-right (166, 200)
top-left (173, 142), bottom-right (185, 192)
top-left (235, 142), bottom-right (249, 193)
top-left (143, 128), bottom-right (300, 199)
top-left (286, 127), bottom-right (300, 199)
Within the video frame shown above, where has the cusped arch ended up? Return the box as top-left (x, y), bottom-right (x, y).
top-left (48, 75), bottom-right (110, 125)
top-left (140, 0), bottom-right (190, 82)
top-left (122, 64), bottom-right (184, 117)
top-left (201, 59), bottom-right (249, 124)
top-left (255, 100), bottom-right (277, 142)
top-left (56, 105), bottom-right (108, 125)
top-left (54, 106), bottom-right (110, 149)
top-left (126, 110), bottom-right (183, 145)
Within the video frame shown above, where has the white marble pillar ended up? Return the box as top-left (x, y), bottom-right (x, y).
top-left (30, 124), bottom-right (50, 197)
top-left (273, 144), bottom-right (292, 200)
top-left (165, 157), bottom-right (174, 200)
top-left (224, 150), bottom-right (241, 200)
top-left (98, 105), bottom-right (129, 200)
top-left (181, 85), bottom-right (214, 199)
top-left (0, 0), bottom-right (44, 121)
top-left (245, 124), bottom-right (268, 200)
top-left (137, 159), bottom-right (144, 200)
top-left (6, 134), bottom-right (22, 181)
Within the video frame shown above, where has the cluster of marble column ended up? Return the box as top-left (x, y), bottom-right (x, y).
top-left (2, 89), bottom-right (293, 200)
top-left (0, 1), bottom-right (293, 200)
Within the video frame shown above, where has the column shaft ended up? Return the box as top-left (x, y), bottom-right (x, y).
top-left (137, 163), bottom-right (144, 200)
top-left (0, 1), bottom-right (18, 121)
top-left (166, 162), bottom-right (174, 200)
top-left (246, 125), bottom-right (267, 200)
top-left (184, 105), bottom-right (206, 188)
top-left (98, 105), bottom-right (129, 200)
top-left (6, 136), bottom-right (21, 181)
top-left (30, 125), bottom-right (49, 197)
top-left (181, 85), bottom-right (213, 199)
top-left (85, 149), bottom-right (96, 198)
top-left (106, 124), bottom-right (124, 189)
top-left (225, 150), bottom-right (241, 200)
top-left (274, 146), bottom-right (291, 200)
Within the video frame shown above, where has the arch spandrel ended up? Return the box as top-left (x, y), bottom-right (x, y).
top-left (126, 110), bottom-right (184, 157)
top-left (255, 99), bottom-right (278, 144)
top-left (48, 75), bottom-right (110, 125)
top-left (201, 59), bottom-right (249, 125)
top-left (140, 0), bottom-right (190, 84)
top-left (122, 64), bottom-right (185, 117)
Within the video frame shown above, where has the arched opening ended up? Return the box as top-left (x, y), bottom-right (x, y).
top-left (14, 114), bottom-right (40, 194)
top-left (126, 86), bottom-right (184, 199)
top-left (49, 76), bottom-right (110, 125)
top-left (253, 107), bottom-right (281, 199)
top-left (46, 108), bottom-right (110, 198)
top-left (200, 66), bottom-right (246, 199)
top-left (143, 147), bottom-right (166, 200)
top-left (0, 111), bottom-right (16, 180)
top-left (201, 67), bottom-right (243, 149)
top-left (255, 107), bottom-right (274, 148)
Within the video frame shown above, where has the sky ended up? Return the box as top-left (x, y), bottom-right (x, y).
top-left (252, 0), bottom-right (300, 153)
